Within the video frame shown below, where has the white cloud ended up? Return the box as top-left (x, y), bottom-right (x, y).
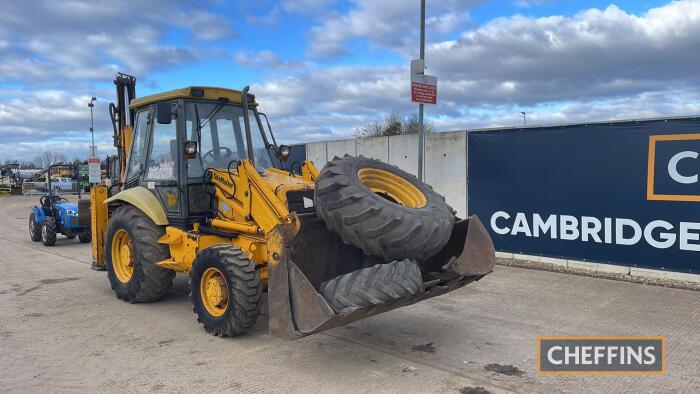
top-left (428, 1), bottom-right (700, 107)
top-left (0, 0), bottom-right (232, 84)
top-left (0, 0), bottom-right (234, 160)
top-left (3, 1), bottom-right (700, 160)
top-left (247, 1), bottom-right (700, 143)
top-left (307, 0), bottom-right (482, 58)
top-left (281, 0), bottom-right (336, 14)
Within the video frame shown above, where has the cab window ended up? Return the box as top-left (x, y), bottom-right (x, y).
top-left (145, 103), bottom-right (177, 181)
top-left (126, 109), bottom-right (150, 181)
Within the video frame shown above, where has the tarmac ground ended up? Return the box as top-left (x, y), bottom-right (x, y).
top-left (1, 195), bottom-right (698, 393)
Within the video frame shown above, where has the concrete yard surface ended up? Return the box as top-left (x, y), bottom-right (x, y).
top-left (1, 195), bottom-right (699, 393)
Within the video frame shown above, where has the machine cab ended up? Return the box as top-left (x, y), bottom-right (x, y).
top-left (124, 87), bottom-right (285, 228)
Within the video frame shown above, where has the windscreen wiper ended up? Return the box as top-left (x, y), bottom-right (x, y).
top-left (197, 99), bottom-right (227, 132)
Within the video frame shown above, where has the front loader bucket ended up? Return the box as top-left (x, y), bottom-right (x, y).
top-left (268, 215), bottom-right (495, 339)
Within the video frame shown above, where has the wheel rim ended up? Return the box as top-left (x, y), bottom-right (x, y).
top-left (111, 229), bottom-right (134, 283)
top-left (200, 267), bottom-right (229, 317)
top-left (29, 219), bottom-right (34, 234)
top-left (41, 223), bottom-right (47, 239)
top-left (357, 168), bottom-right (427, 208)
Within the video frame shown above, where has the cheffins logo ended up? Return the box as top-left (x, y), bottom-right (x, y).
top-left (538, 336), bottom-right (666, 375)
top-left (648, 133), bottom-right (700, 202)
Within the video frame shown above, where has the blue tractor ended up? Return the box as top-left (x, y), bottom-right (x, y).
top-left (29, 164), bottom-right (91, 246)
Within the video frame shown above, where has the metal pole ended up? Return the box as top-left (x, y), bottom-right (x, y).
top-left (90, 105), bottom-right (95, 153)
top-left (521, 111), bottom-right (527, 127)
top-left (89, 98), bottom-right (96, 156)
top-left (418, 0), bottom-right (426, 181)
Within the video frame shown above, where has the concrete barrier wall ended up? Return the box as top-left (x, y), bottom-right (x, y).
top-left (301, 124), bottom-right (700, 282)
top-left (307, 131), bottom-right (468, 218)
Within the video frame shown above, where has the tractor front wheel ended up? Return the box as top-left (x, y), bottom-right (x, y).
top-left (29, 212), bottom-right (41, 242)
top-left (189, 244), bottom-right (262, 337)
top-left (105, 205), bottom-right (175, 303)
top-left (41, 217), bottom-right (57, 246)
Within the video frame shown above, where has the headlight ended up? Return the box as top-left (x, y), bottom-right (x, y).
top-left (67, 210), bottom-right (78, 216)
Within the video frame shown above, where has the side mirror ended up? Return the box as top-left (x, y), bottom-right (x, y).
top-left (156, 102), bottom-right (172, 124)
top-left (183, 141), bottom-right (197, 160)
top-left (277, 145), bottom-right (291, 161)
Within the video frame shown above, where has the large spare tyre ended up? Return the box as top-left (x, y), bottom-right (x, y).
top-left (314, 155), bottom-right (454, 262)
top-left (319, 259), bottom-right (424, 312)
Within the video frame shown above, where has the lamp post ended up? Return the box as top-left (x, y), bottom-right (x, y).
top-left (417, 0), bottom-right (425, 181)
top-left (521, 111), bottom-right (527, 127)
top-left (88, 97), bottom-right (96, 156)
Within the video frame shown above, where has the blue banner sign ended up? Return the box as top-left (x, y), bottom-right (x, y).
top-left (468, 118), bottom-right (700, 273)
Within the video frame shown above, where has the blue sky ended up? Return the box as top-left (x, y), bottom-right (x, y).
top-left (1, 0), bottom-right (699, 161)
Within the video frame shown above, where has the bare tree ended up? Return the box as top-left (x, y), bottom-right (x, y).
top-left (401, 114), bottom-right (434, 135)
top-left (356, 111), bottom-right (434, 138)
top-left (32, 151), bottom-right (67, 169)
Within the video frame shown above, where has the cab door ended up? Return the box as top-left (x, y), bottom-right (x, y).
top-left (142, 101), bottom-right (181, 223)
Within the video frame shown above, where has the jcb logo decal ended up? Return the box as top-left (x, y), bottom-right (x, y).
top-left (647, 133), bottom-right (700, 202)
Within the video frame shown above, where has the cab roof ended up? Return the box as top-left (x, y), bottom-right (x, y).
top-left (129, 86), bottom-right (258, 109)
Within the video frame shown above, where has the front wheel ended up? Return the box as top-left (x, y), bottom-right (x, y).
top-left (105, 205), bottom-right (175, 303)
top-left (41, 217), bottom-right (57, 246)
top-left (29, 212), bottom-right (41, 242)
top-left (189, 244), bottom-right (262, 337)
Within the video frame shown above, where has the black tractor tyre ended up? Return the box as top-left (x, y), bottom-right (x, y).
top-left (41, 217), bottom-right (57, 246)
top-left (29, 212), bottom-right (42, 242)
top-left (189, 244), bottom-right (262, 337)
top-left (66, 233), bottom-right (77, 240)
top-left (78, 230), bottom-right (91, 243)
top-left (105, 205), bottom-right (175, 303)
top-left (319, 259), bottom-right (424, 313)
top-left (314, 155), bottom-right (454, 262)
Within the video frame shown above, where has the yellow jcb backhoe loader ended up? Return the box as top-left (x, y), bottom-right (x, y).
top-left (90, 73), bottom-right (495, 339)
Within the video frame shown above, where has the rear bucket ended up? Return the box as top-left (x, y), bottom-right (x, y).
top-left (268, 215), bottom-right (495, 339)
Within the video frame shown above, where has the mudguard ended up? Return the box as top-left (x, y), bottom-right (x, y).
top-left (31, 206), bottom-right (45, 223)
top-left (105, 186), bottom-right (169, 225)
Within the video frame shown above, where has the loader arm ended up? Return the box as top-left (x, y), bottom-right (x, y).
top-left (208, 160), bottom-right (297, 236)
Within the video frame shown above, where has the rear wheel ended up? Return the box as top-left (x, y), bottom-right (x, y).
top-left (189, 244), bottom-right (262, 337)
top-left (78, 230), bottom-right (91, 243)
top-left (105, 205), bottom-right (175, 303)
top-left (319, 259), bottom-right (424, 312)
top-left (29, 212), bottom-right (41, 242)
top-left (315, 155), bottom-right (454, 261)
top-left (41, 217), bottom-right (57, 246)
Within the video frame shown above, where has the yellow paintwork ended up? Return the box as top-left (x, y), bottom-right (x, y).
top-left (357, 167), bottom-right (427, 208)
top-left (154, 160), bottom-right (307, 282)
top-left (200, 267), bottom-right (228, 317)
top-left (90, 185), bottom-right (109, 269)
top-left (301, 160), bottom-right (319, 182)
top-left (105, 186), bottom-right (169, 225)
top-left (111, 229), bottom-right (134, 283)
top-left (260, 168), bottom-right (314, 204)
top-left (93, 83), bottom-right (319, 284)
top-left (156, 226), bottom-right (228, 272)
top-left (129, 87), bottom-right (258, 109)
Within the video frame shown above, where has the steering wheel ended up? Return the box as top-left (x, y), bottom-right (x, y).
top-left (202, 147), bottom-right (234, 165)
top-left (40, 195), bottom-right (51, 207)
top-left (40, 195), bottom-right (67, 207)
